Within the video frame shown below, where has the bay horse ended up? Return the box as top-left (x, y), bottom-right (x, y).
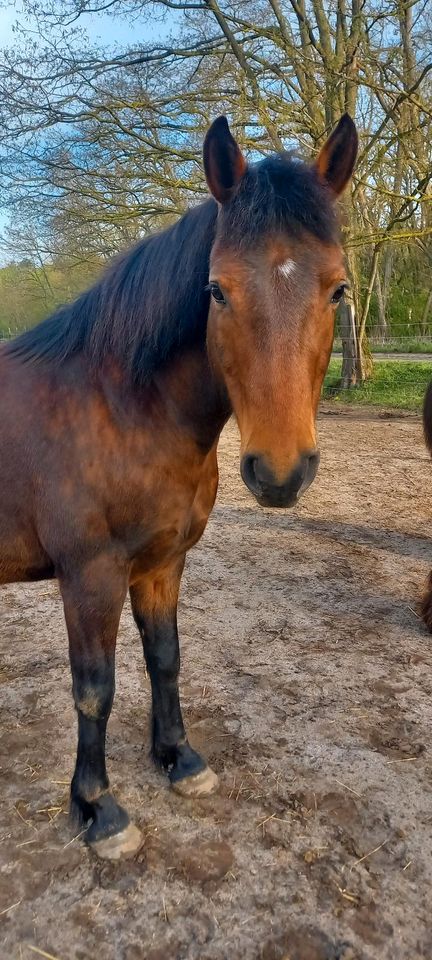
top-left (0, 114), bottom-right (357, 859)
top-left (422, 382), bottom-right (432, 630)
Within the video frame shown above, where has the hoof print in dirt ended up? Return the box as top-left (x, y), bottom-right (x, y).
top-left (261, 927), bottom-right (358, 960)
top-left (177, 839), bottom-right (233, 884)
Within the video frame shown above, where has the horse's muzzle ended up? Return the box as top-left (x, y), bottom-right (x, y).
top-left (241, 450), bottom-right (320, 508)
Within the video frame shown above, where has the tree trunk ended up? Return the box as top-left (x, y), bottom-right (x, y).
top-left (358, 245), bottom-right (380, 348)
top-left (342, 243), bottom-right (373, 385)
top-left (421, 288), bottom-right (432, 336)
top-left (373, 268), bottom-right (388, 341)
top-left (339, 287), bottom-right (359, 388)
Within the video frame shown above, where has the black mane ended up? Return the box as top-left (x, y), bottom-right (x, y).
top-left (6, 154), bottom-right (337, 382)
top-left (6, 199), bottom-right (218, 384)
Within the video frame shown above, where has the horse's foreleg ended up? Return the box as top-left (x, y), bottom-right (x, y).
top-left (130, 563), bottom-right (218, 797)
top-left (421, 570), bottom-right (432, 633)
top-left (60, 554), bottom-right (142, 859)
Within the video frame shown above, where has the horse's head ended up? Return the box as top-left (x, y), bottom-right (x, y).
top-left (204, 115), bottom-right (357, 508)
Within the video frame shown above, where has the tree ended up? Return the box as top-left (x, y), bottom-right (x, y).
top-left (0, 0), bottom-right (431, 371)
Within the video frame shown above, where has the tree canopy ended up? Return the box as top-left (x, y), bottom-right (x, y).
top-left (0, 0), bottom-right (431, 371)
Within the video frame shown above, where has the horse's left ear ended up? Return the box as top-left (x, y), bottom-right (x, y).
top-left (314, 114), bottom-right (358, 196)
top-left (203, 116), bottom-right (247, 205)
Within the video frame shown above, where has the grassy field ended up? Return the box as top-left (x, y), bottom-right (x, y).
top-left (323, 360), bottom-right (432, 411)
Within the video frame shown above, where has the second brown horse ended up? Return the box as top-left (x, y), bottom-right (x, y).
top-left (422, 382), bottom-right (432, 630)
top-left (0, 114), bottom-right (357, 858)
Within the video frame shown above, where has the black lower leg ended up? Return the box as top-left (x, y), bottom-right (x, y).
top-left (70, 703), bottom-right (129, 844)
top-left (61, 557), bottom-right (130, 844)
top-left (148, 637), bottom-right (206, 783)
top-left (131, 582), bottom-right (207, 784)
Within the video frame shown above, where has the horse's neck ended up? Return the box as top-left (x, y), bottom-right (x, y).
top-left (154, 344), bottom-right (231, 451)
top-left (101, 344), bottom-right (230, 452)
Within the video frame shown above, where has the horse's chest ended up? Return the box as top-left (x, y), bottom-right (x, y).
top-left (127, 451), bottom-right (218, 579)
top-left (130, 516), bottom-right (203, 575)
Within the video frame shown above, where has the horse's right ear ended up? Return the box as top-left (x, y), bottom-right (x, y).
top-left (203, 116), bottom-right (247, 205)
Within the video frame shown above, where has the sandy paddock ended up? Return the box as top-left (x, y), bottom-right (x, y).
top-left (0, 409), bottom-right (431, 960)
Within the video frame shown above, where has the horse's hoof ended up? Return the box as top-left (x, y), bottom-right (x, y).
top-left (88, 822), bottom-right (142, 860)
top-left (171, 765), bottom-right (219, 798)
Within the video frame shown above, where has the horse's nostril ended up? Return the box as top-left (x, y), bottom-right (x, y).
top-left (301, 449), bottom-right (320, 491)
top-left (307, 449), bottom-right (320, 474)
top-left (240, 454), bottom-right (259, 493)
top-left (242, 454), bottom-right (276, 491)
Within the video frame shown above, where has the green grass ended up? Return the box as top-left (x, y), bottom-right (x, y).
top-left (323, 360), bottom-right (432, 411)
top-left (332, 338), bottom-right (432, 354)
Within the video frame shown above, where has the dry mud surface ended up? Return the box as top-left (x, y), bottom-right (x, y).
top-left (1, 410), bottom-right (432, 960)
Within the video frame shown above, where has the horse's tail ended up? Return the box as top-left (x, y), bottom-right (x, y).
top-left (423, 381), bottom-right (432, 456)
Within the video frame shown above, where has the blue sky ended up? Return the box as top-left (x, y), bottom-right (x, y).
top-left (0, 3), bottom-right (176, 47)
top-left (0, 2), bottom-right (179, 247)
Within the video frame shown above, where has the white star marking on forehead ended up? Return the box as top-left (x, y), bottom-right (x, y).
top-left (278, 259), bottom-right (296, 279)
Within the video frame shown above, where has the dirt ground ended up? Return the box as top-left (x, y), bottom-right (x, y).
top-left (1, 410), bottom-right (432, 960)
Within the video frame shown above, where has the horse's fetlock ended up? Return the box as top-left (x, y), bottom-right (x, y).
top-left (82, 784), bottom-right (109, 804)
top-left (75, 685), bottom-right (111, 719)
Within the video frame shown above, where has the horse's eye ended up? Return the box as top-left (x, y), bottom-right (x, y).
top-left (330, 283), bottom-right (348, 305)
top-left (207, 281), bottom-right (226, 305)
